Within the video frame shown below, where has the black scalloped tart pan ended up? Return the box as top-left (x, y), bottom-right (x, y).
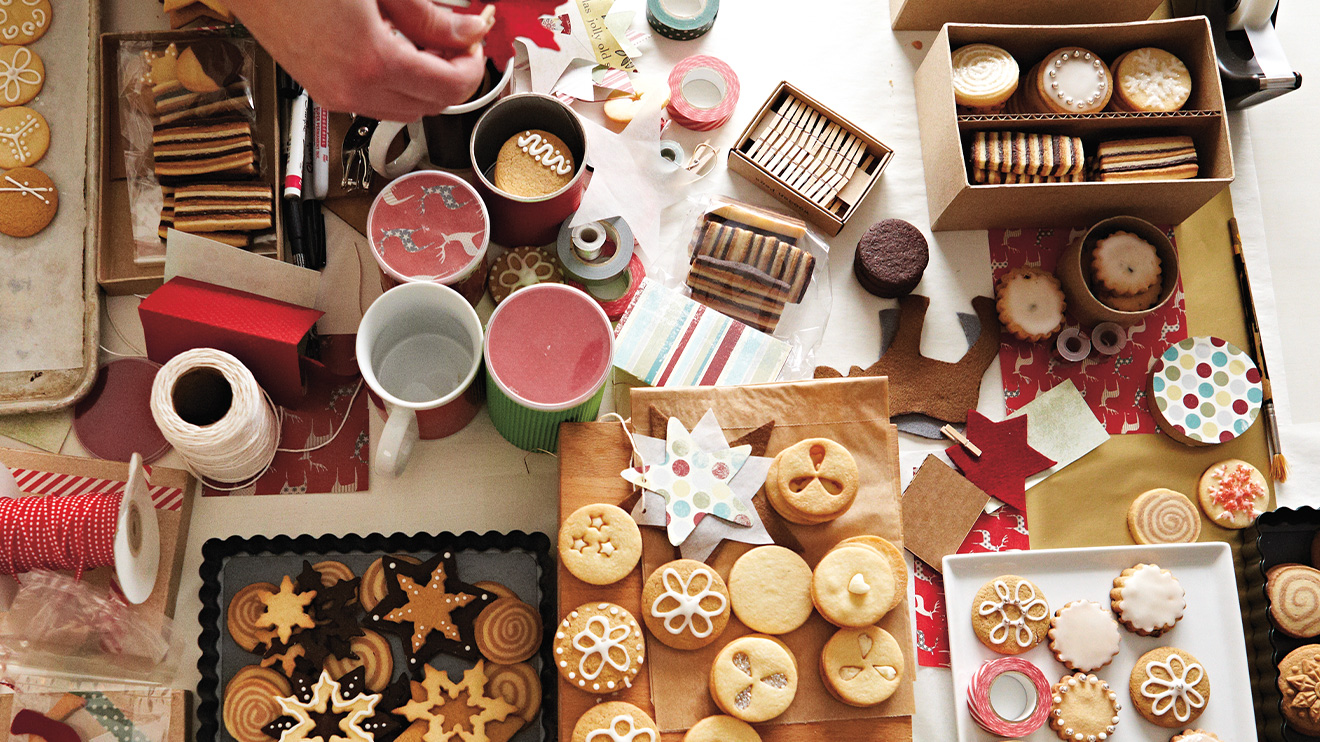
top-left (197, 530), bottom-right (557, 742)
top-left (1245, 507), bottom-right (1320, 741)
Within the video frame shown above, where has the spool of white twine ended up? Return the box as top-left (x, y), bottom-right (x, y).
top-left (150, 348), bottom-right (280, 485)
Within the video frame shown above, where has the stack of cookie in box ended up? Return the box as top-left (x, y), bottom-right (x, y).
top-left (142, 41), bottom-right (271, 248)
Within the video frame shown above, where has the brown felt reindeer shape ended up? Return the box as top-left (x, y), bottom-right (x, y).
top-left (814, 295), bottom-right (1000, 425)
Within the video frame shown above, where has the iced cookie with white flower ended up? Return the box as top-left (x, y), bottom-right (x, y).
top-left (1129, 647), bottom-right (1210, 728)
top-left (971, 574), bottom-right (1050, 654)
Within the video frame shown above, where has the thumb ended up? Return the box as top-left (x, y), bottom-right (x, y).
top-left (378, 0), bottom-right (493, 50)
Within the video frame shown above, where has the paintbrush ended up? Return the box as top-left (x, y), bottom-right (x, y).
top-left (1228, 217), bottom-right (1288, 482)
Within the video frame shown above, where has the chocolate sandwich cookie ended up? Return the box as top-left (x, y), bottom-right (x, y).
top-left (1095, 136), bottom-right (1198, 182)
top-left (971, 168), bottom-right (1083, 185)
top-left (853, 219), bottom-right (929, 298)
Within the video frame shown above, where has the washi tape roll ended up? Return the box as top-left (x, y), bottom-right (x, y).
top-left (568, 253), bottom-right (646, 321)
top-left (1091, 322), bottom-right (1127, 355)
top-left (646, 0), bottom-right (719, 41)
top-left (659, 139), bottom-right (686, 165)
top-left (667, 55), bottom-right (740, 131)
top-left (1056, 327), bottom-right (1091, 363)
top-left (571, 222), bottom-right (607, 261)
top-left (556, 216), bottom-right (635, 284)
top-left (966, 657), bottom-right (1051, 737)
top-left (1149, 336), bottom-right (1263, 446)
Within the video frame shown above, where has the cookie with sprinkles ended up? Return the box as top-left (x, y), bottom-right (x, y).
top-left (1197, 458), bottom-right (1268, 529)
top-left (365, 550), bottom-right (498, 669)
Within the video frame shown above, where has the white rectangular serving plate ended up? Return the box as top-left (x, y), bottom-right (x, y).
top-left (944, 543), bottom-right (1253, 742)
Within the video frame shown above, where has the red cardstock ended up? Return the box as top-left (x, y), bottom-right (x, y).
top-left (945, 411), bottom-right (1054, 511)
top-left (138, 277), bottom-right (323, 407)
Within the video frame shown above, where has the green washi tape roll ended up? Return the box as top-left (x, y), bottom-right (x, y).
top-left (646, 0), bottom-right (719, 41)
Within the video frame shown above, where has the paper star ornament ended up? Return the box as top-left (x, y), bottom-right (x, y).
top-left (622, 415), bottom-right (755, 546)
top-left (945, 411), bottom-right (1055, 511)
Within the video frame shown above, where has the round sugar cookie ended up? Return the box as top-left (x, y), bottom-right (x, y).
top-left (1129, 647), bottom-right (1210, 728)
top-left (1197, 458), bottom-right (1268, 529)
top-left (709, 635), bottom-right (798, 723)
top-left (812, 545), bottom-right (896, 628)
top-left (683, 716), bottom-right (761, 742)
top-left (1047, 600), bottom-right (1122, 673)
top-left (773, 438), bottom-right (859, 523)
top-left (1279, 645), bottom-right (1320, 736)
top-left (1111, 563), bottom-right (1185, 637)
top-left (0, 0), bottom-right (51, 45)
top-left (996, 267), bottom-right (1065, 342)
top-left (474, 596), bottom-right (543, 664)
top-left (641, 559), bottom-right (730, 650)
top-left (0, 164), bottom-right (55, 237)
top-left (0, 106), bottom-right (47, 168)
top-left (729, 545), bottom-right (814, 635)
top-left (1128, 488), bottom-right (1202, 544)
top-left (820, 625), bottom-right (904, 707)
top-left (1049, 673), bottom-right (1122, 742)
top-left (554, 602), bottom-right (645, 694)
top-left (571, 701), bottom-right (657, 742)
top-left (1092, 231), bottom-right (1161, 296)
top-left (223, 665), bottom-right (291, 742)
top-left (0, 45), bottom-right (44, 105)
top-left (837, 535), bottom-right (908, 615)
top-left (493, 129), bottom-right (575, 198)
top-left (226, 581), bottom-right (276, 653)
top-left (951, 43), bottom-right (1019, 110)
top-left (559, 503), bottom-right (643, 586)
top-left (1033, 47), bottom-right (1112, 114)
top-left (1112, 47), bottom-right (1192, 113)
top-left (971, 574), bottom-right (1050, 654)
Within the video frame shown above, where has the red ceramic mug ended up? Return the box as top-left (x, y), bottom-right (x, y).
top-left (470, 93), bottom-right (588, 247)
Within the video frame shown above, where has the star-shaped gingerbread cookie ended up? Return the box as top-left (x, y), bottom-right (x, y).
top-left (945, 411), bottom-right (1055, 511)
top-left (272, 669), bottom-right (379, 742)
top-left (365, 551), bottom-right (497, 669)
top-left (259, 575), bottom-right (317, 644)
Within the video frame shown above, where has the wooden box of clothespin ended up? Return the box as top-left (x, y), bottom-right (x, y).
top-left (727, 82), bottom-right (894, 236)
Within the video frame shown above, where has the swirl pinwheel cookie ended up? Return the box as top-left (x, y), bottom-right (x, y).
top-left (642, 559), bottom-right (730, 650)
top-left (1111, 563), bottom-right (1185, 637)
top-left (223, 665), bottom-right (291, 742)
top-left (473, 596), bottom-right (543, 664)
top-left (1128, 488), bottom-right (1202, 544)
top-left (951, 43), bottom-right (1019, 112)
top-left (227, 581), bottom-right (276, 652)
top-left (1129, 647), bottom-right (1210, 728)
top-left (554, 602), bottom-right (645, 693)
top-left (1268, 564), bottom-right (1320, 638)
top-left (972, 575), bottom-right (1050, 654)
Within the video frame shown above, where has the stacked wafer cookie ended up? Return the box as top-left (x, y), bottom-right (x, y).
top-left (159, 183), bottom-right (272, 247)
top-left (685, 212), bottom-right (815, 334)
top-left (968, 131), bottom-right (1085, 184)
top-left (1093, 136), bottom-right (1198, 182)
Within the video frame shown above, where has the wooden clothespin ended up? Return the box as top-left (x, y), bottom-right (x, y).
top-left (941, 424), bottom-right (982, 458)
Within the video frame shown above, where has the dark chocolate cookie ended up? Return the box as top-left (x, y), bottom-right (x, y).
top-left (853, 219), bottom-right (929, 298)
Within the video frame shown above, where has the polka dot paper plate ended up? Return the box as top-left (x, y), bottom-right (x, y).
top-left (1149, 336), bottom-right (1262, 445)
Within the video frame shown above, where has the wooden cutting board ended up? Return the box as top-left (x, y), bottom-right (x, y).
top-left (556, 423), bottom-right (913, 742)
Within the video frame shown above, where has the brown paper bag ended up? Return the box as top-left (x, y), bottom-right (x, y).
top-left (632, 377), bottom-right (914, 732)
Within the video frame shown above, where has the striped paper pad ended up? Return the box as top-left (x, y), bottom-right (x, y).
top-left (614, 278), bottom-right (790, 387)
top-left (8, 467), bottom-right (185, 511)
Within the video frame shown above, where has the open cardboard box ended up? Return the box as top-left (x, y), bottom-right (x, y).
top-left (96, 31), bottom-right (284, 296)
top-left (728, 82), bottom-right (894, 237)
top-left (889, 0), bottom-right (1163, 32)
top-left (914, 17), bottom-right (1233, 231)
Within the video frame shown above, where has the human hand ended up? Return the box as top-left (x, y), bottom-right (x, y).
top-left (225, 0), bottom-right (493, 121)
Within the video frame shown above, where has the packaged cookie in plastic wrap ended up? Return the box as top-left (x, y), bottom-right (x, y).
top-left (645, 194), bottom-right (832, 380)
top-left (117, 32), bottom-right (273, 262)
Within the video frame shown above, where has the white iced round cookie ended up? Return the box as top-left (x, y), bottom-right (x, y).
top-left (641, 559), bottom-right (730, 650)
top-left (0, 0), bottom-right (51, 45)
top-left (553, 602), bottom-right (646, 694)
top-left (0, 44), bottom-right (43, 105)
top-left (995, 267), bottom-right (1066, 342)
top-left (1048, 600), bottom-right (1122, 672)
top-left (950, 43), bottom-right (1019, 109)
top-left (1111, 563), bottom-right (1186, 637)
top-left (1113, 47), bottom-right (1193, 112)
top-left (1037, 46), bottom-right (1112, 113)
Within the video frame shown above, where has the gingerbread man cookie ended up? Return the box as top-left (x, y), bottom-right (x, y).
top-left (0, 45), bottom-right (43, 105)
top-left (0, 105), bottom-right (48, 168)
top-left (0, 0), bottom-right (52, 46)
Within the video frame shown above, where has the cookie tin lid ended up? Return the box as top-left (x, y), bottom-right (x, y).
top-left (1149, 336), bottom-right (1262, 445)
top-left (367, 170), bottom-right (489, 284)
top-left (73, 358), bottom-right (171, 463)
top-left (484, 283), bottom-right (613, 410)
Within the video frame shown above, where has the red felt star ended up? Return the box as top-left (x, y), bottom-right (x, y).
top-left (455, 0), bottom-right (562, 69)
top-left (945, 411), bottom-right (1054, 511)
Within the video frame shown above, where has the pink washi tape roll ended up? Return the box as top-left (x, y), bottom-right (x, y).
top-left (667, 55), bottom-right (740, 131)
top-left (966, 656), bottom-right (1052, 737)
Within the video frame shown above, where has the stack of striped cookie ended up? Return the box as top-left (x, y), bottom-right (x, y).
top-left (968, 131), bottom-right (1085, 184)
top-left (144, 42), bottom-right (271, 248)
top-left (686, 216), bottom-right (815, 334)
top-left (1093, 135), bottom-right (1198, 182)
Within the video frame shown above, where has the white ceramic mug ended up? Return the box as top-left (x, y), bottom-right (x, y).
top-left (356, 282), bottom-right (485, 476)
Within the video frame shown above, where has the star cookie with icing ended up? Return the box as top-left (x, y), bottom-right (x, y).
top-left (365, 550), bottom-right (497, 669)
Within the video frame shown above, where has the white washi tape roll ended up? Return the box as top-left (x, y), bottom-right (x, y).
top-left (369, 120), bottom-right (429, 179)
top-left (571, 223), bottom-right (607, 262)
top-left (1229, 0), bottom-right (1278, 31)
top-left (115, 453), bottom-right (161, 605)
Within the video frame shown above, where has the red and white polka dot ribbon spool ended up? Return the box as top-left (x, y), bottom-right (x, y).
top-left (0, 493), bottom-right (122, 580)
top-left (966, 656), bottom-right (1052, 737)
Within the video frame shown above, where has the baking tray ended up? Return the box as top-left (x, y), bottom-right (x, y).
top-left (197, 531), bottom-right (556, 742)
top-left (944, 543), bottom-right (1256, 742)
top-left (1245, 506), bottom-right (1320, 741)
top-left (0, 0), bottom-right (101, 414)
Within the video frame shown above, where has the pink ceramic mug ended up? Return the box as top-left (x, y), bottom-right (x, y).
top-left (470, 93), bottom-right (588, 247)
top-left (356, 282), bottom-right (485, 475)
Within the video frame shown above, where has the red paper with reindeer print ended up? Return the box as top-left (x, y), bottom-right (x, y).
top-left (914, 505), bottom-right (1030, 668)
top-left (202, 352), bottom-right (368, 497)
top-left (989, 227), bottom-right (1188, 434)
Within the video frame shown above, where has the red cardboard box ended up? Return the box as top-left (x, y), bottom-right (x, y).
top-left (138, 277), bottom-right (323, 407)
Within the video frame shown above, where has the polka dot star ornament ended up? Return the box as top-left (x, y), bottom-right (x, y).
top-left (1149, 336), bottom-right (1263, 446)
top-left (621, 416), bottom-right (755, 546)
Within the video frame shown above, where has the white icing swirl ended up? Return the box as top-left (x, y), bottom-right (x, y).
top-left (979, 579), bottom-right (1049, 647)
top-left (572, 614), bottom-right (633, 681)
top-left (650, 566), bottom-right (726, 639)
top-left (517, 132), bottom-right (574, 176)
top-left (585, 715), bottom-right (656, 742)
top-left (1140, 653), bottom-right (1206, 722)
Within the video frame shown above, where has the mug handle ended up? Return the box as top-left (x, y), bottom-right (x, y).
top-left (375, 404), bottom-right (420, 476)
top-left (368, 120), bottom-right (429, 179)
